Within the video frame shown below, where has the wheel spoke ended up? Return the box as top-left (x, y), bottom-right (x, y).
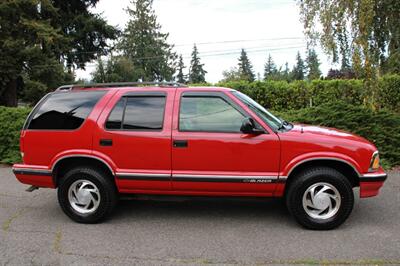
top-left (317, 207), bottom-right (328, 215)
top-left (315, 185), bottom-right (330, 198)
top-left (327, 198), bottom-right (333, 212)
top-left (74, 185), bottom-right (80, 198)
top-left (70, 196), bottom-right (79, 205)
top-left (80, 181), bottom-right (90, 188)
top-left (328, 194), bottom-right (339, 201)
top-left (83, 200), bottom-right (91, 210)
top-left (85, 188), bottom-right (98, 194)
top-left (89, 193), bottom-right (97, 205)
top-left (305, 199), bottom-right (315, 209)
top-left (309, 186), bottom-right (317, 202)
top-left (71, 190), bottom-right (78, 200)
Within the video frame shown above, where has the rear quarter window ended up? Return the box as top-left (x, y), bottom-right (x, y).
top-left (27, 91), bottom-right (106, 130)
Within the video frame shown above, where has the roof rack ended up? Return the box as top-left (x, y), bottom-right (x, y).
top-left (56, 82), bottom-right (188, 91)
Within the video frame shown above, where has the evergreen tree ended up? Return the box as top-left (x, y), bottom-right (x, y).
top-left (176, 55), bottom-right (187, 83)
top-left (283, 62), bottom-right (291, 82)
top-left (339, 33), bottom-right (351, 71)
top-left (264, 54), bottom-right (277, 80)
top-left (383, 51), bottom-right (400, 74)
top-left (0, 0), bottom-right (117, 106)
top-left (189, 45), bottom-right (207, 83)
top-left (93, 58), bottom-right (107, 83)
top-left (238, 49), bottom-right (255, 82)
top-left (291, 52), bottom-right (305, 80)
top-left (53, 1), bottom-right (119, 72)
top-left (119, 0), bottom-right (177, 81)
top-left (326, 68), bottom-right (356, 80)
top-left (305, 48), bottom-right (321, 80)
top-left (92, 56), bottom-right (139, 83)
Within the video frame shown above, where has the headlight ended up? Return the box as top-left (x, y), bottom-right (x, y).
top-left (369, 151), bottom-right (380, 171)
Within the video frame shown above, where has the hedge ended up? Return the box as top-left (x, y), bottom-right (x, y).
top-left (1, 103), bottom-right (399, 168)
top-left (217, 74), bottom-right (400, 113)
top-left (0, 107), bottom-right (31, 164)
top-left (275, 102), bottom-right (400, 168)
top-left (217, 79), bottom-right (363, 111)
top-left (379, 74), bottom-right (400, 113)
top-left (1, 77), bottom-right (400, 167)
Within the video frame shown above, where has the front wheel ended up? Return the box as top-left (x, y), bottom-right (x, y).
top-left (57, 167), bottom-right (117, 223)
top-left (286, 167), bottom-right (354, 230)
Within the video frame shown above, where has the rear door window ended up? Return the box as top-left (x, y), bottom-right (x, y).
top-left (105, 95), bottom-right (166, 131)
top-left (105, 97), bottom-right (126, 130)
top-left (27, 91), bottom-right (106, 130)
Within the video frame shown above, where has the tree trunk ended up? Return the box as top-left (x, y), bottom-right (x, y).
top-left (0, 79), bottom-right (18, 107)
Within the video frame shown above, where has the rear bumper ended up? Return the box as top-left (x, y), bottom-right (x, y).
top-left (12, 164), bottom-right (55, 188)
top-left (359, 171), bottom-right (387, 198)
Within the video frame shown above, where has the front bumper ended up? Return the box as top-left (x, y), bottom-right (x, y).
top-left (359, 169), bottom-right (387, 198)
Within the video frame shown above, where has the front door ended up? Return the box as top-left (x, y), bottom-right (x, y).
top-left (171, 90), bottom-right (280, 195)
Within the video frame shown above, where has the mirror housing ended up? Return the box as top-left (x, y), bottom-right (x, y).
top-left (240, 117), bottom-right (264, 134)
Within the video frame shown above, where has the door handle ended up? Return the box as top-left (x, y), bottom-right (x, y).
top-left (100, 139), bottom-right (113, 146)
top-left (173, 140), bottom-right (188, 148)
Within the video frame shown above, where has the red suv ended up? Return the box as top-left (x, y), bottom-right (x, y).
top-left (12, 82), bottom-right (387, 229)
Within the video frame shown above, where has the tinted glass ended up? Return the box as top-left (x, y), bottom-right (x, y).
top-left (28, 91), bottom-right (105, 130)
top-left (179, 96), bottom-right (245, 132)
top-left (123, 96), bottom-right (165, 130)
top-left (105, 98), bottom-right (125, 129)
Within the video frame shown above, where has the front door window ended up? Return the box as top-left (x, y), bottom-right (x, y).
top-left (179, 96), bottom-right (245, 133)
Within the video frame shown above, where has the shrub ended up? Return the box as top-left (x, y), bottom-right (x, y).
top-left (0, 107), bottom-right (31, 164)
top-left (1, 79), bottom-right (400, 168)
top-left (274, 102), bottom-right (400, 168)
top-left (309, 79), bottom-right (364, 107)
top-left (216, 75), bottom-right (400, 113)
top-left (21, 80), bottom-right (48, 104)
top-left (379, 74), bottom-right (400, 113)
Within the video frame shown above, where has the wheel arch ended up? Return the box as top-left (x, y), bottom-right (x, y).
top-left (52, 155), bottom-right (116, 187)
top-left (284, 158), bottom-right (361, 193)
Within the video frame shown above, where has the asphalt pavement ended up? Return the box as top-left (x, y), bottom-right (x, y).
top-left (0, 165), bottom-right (399, 265)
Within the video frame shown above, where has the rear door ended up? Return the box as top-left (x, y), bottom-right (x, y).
top-left (94, 88), bottom-right (174, 192)
top-left (171, 90), bottom-right (281, 195)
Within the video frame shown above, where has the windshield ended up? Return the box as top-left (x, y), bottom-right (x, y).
top-left (232, 91), bottom-right (283, 131)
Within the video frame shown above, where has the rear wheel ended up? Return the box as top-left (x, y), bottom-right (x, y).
top-left (286, 167), bottom-right (354, 230)
top-left (57, 167), bottom-right (117, 223)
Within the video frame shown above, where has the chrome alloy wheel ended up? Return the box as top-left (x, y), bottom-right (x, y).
top-left (302, 182), bottom-right (341, 220)
top-left (68, 180), bottom-right (101, 214)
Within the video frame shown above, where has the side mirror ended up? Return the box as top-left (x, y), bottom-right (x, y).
top-left (240, 117), bottom-right (264, 134)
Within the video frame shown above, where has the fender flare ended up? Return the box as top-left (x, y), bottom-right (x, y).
top-left (282, 152), bottom-right (362, 178)
top-left (50, 150), bottom-right (116, 176)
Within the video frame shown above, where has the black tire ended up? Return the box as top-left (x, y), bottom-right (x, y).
top-left (57, 167), bottom-right (117, 223)
top-left (285, 167), bottom-right (354, 230)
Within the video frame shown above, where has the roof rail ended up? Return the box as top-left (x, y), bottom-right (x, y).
top-left (56, 82), bottom-right (188, 91)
